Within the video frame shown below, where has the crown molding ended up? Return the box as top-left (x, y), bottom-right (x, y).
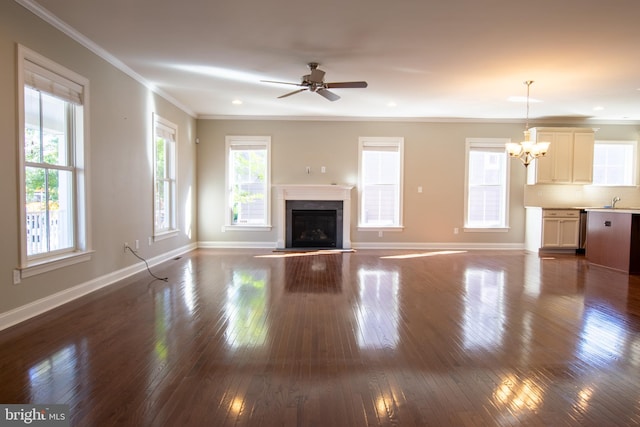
top-left (15, 0), bottom-right (196, 118)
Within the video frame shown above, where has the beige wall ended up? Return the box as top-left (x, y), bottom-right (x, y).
top-left (197, 120), bottom-right (528, 248)
top-left (0, 2), bottom-right (197, 316)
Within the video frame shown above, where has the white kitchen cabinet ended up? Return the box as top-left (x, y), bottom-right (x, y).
top-left (542, 210), bottom-right (580, 248)
top-left (526, 127), bottom-right (595, 184)
top-left (525, 208), bottom-right (581, 251)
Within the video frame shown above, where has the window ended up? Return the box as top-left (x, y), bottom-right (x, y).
top-left (153, 114), bottom-right (178, 239)
top-left (18, 45), bottom-right (91, 276)
top-left (465, 139), bottom-right (509, 230)
top-left (358, 137), bottom-right (404, 229)
top-left (592, 140), bottom-right (636, 186)
top-left (225, 136), bottom-right (271, 229)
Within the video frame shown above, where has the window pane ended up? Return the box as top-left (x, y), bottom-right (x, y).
top-left (25, 167), bottom-right (74, 256)
top-left (49, 169), bottom-right (74, 252)
top-left (25, 166), bottom-right (48, 256)
top-left (593, 143), bottom-right (634, 186)
top-left (155, 180), bottom-right (168, 231)
top-left (466, 145), bottom-right (507, 228)
top-left (24, 87), bottom-right (42, 163)
top-left (361, 146), bottom-right (401, 226)
top-left (230, 149), bottom-right (267, 225)
top-left (155, 138), bottom-right (166, 179)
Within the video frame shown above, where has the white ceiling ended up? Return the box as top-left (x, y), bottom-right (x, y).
top-left (22, 0), bottom-right (640, 121)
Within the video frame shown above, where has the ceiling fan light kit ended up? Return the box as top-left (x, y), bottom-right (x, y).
top-left (261, 62), bottom-right (368, 101)
top-left (506, 80), bottom-right (551, 167)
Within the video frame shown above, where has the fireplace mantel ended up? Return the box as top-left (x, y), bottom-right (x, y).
top-left (274, 184), bottom-right (354, 249)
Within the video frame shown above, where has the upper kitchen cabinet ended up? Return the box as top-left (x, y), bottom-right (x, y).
top-left (526, 127), bottom-right (595, 184)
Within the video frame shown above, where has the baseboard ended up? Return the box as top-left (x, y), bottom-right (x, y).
top-left (0, 243), bottom-right (197, 332)
top-left (352, 242), bottom-right (525, 250)
top-left (198, 241), bottom-right (524, 251)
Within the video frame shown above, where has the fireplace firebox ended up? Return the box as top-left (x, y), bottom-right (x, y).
top-left (286, 200), bottom-right (343, 248)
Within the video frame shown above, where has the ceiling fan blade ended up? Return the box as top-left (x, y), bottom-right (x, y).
top-left (325, 81), bottom-right (368, 89)
top-left (316, 88), bottom-right (340, 101)
top-left (261, 80), bottom-right (305, 87)
top-left (278, 88), bottom-right (307, 99)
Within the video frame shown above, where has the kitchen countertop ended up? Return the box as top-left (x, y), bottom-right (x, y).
top-left (585, 208), bottom-right (640, 213)
top-left (526, 206), bottom-right (640, 212)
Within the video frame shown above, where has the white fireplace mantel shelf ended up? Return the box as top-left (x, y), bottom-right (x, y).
top-left (274, 184), bottom-right (354, 249)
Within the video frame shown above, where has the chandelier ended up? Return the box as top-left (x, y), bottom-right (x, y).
top-left (506, 80), bottom-right (550, 167)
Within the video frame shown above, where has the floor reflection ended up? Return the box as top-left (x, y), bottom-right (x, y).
top-left (463, 268), bottom-right (505, 350)
top-left (493, 373), bottom-right (545, 413)
top-left (577, 307), bottom-right (628, 366)
top-left (355, 268), bottom-right (399, 350)
top-left (29, 341), bottom-right (87, 404)
top-left (284, 253), bottom-right (343, 293)
top-left (224, 268), bottom-right (269, 348)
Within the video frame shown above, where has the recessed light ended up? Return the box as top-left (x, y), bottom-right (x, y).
top-left (593, 106), bottom-right (604, 111)
top-left (387, 101), bottom-right (397, 107)
top-left (232, 99), bottom-right (243, 105)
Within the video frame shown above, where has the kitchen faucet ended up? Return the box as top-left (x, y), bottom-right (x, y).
top-left (612, 196), bottom-right (621, 208)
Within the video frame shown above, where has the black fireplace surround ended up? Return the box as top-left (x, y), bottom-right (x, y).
top-left (285, 200), bottom-right (343, 248)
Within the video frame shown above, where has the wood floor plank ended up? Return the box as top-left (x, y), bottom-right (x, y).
top-left (1, 249), bottom-right (640, 426)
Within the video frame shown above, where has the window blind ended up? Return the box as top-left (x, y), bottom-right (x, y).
top-left (24, 60), bottom-right (83, 105)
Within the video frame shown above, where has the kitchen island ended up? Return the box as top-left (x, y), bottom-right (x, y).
top-left (586, 208), bottom-right (640, 274)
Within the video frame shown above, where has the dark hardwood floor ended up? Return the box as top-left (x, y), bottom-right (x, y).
top-left (1, 249), bottom-right (640, 426)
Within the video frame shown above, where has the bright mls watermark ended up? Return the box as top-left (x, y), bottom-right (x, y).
top-left (1, 405), bottom-right (69, 426)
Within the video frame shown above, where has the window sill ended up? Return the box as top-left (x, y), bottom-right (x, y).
top-left (463, 227), bottom-right (510, 233)
top-left (224, 225), bottom-right (272, 232)
top-left (20, 250), bottom-right (94, 279)
top-left (357, 225), bottom-right (404, 232)
top-left (154, 229), bottom-right (180, 242)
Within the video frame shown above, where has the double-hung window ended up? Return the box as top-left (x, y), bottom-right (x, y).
top-left (358, 137), bottom-right (404, 229)
top-left (465, 138), bottom-right (510, 230)
top-left (18, 45), bottom-right (91, 276)
top-left (153, 114), bottom-right (178, 239)
top-left (592, 140), bottom-right (637, 186)
top-left (225, 136), bottom-right (271, 229)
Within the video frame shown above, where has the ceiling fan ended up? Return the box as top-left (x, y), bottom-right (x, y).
top-left (261, 62), bottom-right (368, 101)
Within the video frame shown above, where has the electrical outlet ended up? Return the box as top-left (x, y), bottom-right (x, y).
top-left (135, 240), bottom-right (140, 250)
top-left (454, 227), bottom-right (459, 234)
top-left (13, 269), bottom-right (21, 285)
top-left (124, 242), bottom-right (128, 253)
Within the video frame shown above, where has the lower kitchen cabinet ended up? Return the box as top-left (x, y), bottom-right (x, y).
top-left (542, 215), bottom-right (580, 248)
top-left (525, 208), bottom-right (581, 252)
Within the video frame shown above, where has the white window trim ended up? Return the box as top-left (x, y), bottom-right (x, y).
top-left (224, 136), bottom-right (272, 231)
top-left (357, 136), bottom-right (404, 231)
top-left (153, 113), bottom-right (179, 241)
top-left (589, 140), bottom-right (638, 187)
top-left (17, 45), bottom-right (93, 278)
top-left (463, 138), bottom-right (511, 232)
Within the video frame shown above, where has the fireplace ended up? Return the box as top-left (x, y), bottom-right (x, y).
top-left (274, 185), bottom-right (353, 250)
top-left (286, 200), bottom-right (343, 248)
